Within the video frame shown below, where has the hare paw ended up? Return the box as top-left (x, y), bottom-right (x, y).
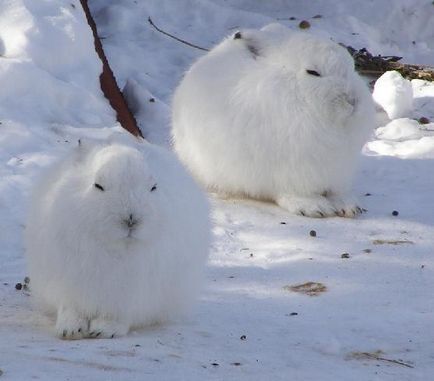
top-left (276, 195), bottom-right (338, 218)
top-left (56, 306), bottom-right (89, 340)
top-left (329, 196), bottom-right (364, 218)
top-left (87, 318), bottom-right (129, 339)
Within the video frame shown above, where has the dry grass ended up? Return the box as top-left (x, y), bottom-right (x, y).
top-left (372, 239), bottom-right (414, 245)
top-left (348, 350), bottom-right (414, 368)
top-left (284, 282), bottom-right (327, 296)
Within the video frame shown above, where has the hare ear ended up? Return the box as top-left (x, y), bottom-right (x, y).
top-left (246, 41), bottom-right (260, 58)
top-left (233, 31), bottom-right (242, 40)
top-left (233, 31), bottom-right (261, 58)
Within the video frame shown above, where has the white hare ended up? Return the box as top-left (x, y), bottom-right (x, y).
top-left (25, 139), bottom-right (210, 339)
top-left (172, 24), bottom-right (375, 217)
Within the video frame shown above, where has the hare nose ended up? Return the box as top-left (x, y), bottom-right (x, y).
top-left (124, 214), bottom-right (138, 229)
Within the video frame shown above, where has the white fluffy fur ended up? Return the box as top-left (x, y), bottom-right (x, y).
top-left (25, 140), bottom-right (210, 339)
top-left (172, 24), bottom-right (375, 217)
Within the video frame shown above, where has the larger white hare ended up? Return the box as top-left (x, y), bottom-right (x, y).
top-left (172, 24), bottom-right (375, 217)
top-left (25, 140), bottom-right (210, 339)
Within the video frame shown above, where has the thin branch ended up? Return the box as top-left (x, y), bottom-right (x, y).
top-left (147, 17), bottom-right (209, 52)
top-left (360, 352), bottom-right (414, 369)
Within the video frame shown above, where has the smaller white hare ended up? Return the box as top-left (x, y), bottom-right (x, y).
top-left (25, 139), bottom-right (210, 339)
top-left (172, 24), bottom-right (375, 217)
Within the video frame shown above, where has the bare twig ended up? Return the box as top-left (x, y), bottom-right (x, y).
top-left (359, 352), bottom-right (414, 369)
top-left (147, 17), bottom-right (209, 52)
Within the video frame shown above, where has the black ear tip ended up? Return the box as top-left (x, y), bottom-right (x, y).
top-left (234, 31), bottom-right (242, 40)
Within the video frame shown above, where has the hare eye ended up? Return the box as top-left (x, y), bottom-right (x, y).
top-left (306, 69), bottom-right (321, 77)
top-left (94, 183), bottom-right (105, 191)
top-left (150, 184), bottom-right (157, 192)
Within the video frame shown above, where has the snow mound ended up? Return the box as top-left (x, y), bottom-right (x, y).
top-left (373, 71), bottom-right (413, 120)
top-left (376, 118), bottom-right (427, 142)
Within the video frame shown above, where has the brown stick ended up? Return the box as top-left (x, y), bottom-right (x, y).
top-left (79, 0), bottom-right (143, 138)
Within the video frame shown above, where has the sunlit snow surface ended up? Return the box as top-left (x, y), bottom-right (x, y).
top-left (1, 0), bottom-right (434, 380)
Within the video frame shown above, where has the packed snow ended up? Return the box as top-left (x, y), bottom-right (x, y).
top-left (373, 71), bottom-right (414, 120)
top-left (1, 0), bottom-right (434, 380)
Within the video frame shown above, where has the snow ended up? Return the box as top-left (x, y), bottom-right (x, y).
top-left (1, 0), bottom-right (434, 380)
top-left (373, 71), bottom-right (414, 119)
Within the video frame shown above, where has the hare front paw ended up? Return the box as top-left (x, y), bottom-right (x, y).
top-left (276, 195), bottom-right (338, 218)
top-left (88, 318), bottom-right (129, 339)
top-left (56, 306), bottom-right (89, 340)
top-left (329, 196), bottom-right (364, 218)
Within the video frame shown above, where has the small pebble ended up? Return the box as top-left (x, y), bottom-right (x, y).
top-left (312, 14), bottom-right (322, 19)
top-left (309, 230), bottom-right (317, 237)
top-left (363, 249), bottom-right (372, 253)
top-left (341, 253), bottom-right (350, 259)
top-left (298, 20), bottom-right (311, 29)
top-left (15, 283), bottom-right (22, 290)
top-left (240, 335), bottom-right (247, 340)
top-left (365, 193), bottom-right (371, 196)
top-left (149, 98), bottom-right (155, 103)
top-left (231, 362), bottom-right (242, 366)
top-left (24, 276), bottom-right (30, 284)
top-left (289, 312), bottom-right (298, 316)
top-left (418, 116), bottom-right (430, 124)
top-left (392, 210), bottom-right (399, 216)
top-left (280, 222), bottom-right (286, 225)
top-left (211, 363), bottom-right (219, 367)
top-left (421, 265), bottom-right (425, 269)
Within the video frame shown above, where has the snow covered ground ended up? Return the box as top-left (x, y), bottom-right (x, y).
top-left (1, 0), bottom-right (434, 380)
